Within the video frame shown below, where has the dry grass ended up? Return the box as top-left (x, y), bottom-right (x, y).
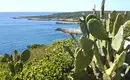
top-left (29, 46), bottom-right (46, 60)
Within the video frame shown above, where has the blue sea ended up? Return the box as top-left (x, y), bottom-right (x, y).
top-left (0, 12), bottom-right (78, 54)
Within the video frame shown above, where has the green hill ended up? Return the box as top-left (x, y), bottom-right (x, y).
top-left (12, 11), bottom-right (130, 21)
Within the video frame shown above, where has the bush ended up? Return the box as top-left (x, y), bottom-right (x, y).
top-left (20, 37), bottom-right (76, 80)
top-left (0, 37), bottom-right (77, 80)
top-left (27, 44), bottom-right (47, 49)
top-left (27, 44), bottom-right (47, 60)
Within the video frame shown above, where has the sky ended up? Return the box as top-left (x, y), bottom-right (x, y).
top-left (0, 0), bottom-right (129, 12)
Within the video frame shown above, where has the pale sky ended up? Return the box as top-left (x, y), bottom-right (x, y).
top-left (0, 0), bottom-right (129, 12)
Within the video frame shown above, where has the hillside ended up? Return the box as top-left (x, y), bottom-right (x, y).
top-left (13, 11), bottom-right (130, 21)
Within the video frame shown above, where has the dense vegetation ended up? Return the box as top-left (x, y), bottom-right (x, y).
top-left (1, 0), bottom-right (130, 80)
top-left (0, 38), bottom-right (77, 79)
top-left (39, 11), bottom-right (130, 20)
top-left (15, 11), bottom-right (130, 21)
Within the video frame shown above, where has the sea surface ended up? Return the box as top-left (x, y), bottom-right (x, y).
top-left (0, 12), bottom-right (78, 54)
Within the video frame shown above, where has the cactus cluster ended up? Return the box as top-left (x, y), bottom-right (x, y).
top-left (8, 49), bottom-right (30, 76)
top-left (70, 0), bottom-right (130, 79)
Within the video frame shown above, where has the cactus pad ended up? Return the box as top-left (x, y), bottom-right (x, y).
top-left (123, 20), bottom-right (130, 38)
top-left (75, 48), bottom-right (93, 72)
top-left (87, 19), bottom-right (108, 40)
top-left (79, 19), bottom-right (89, 37)
top-left (15, 61), bottom-right (23, 72)
top-left (108, 11), bottom-right (117, 34)
top-left (106, 51), bottom-right (126, 75)
top-left (79, 37), bottom-right (94, 55)
top-left (21, 49), bottom-right (30, 63)
top-left (112, 26), bottom-right (123, 51)
top-left (110, 10), bottom-right (117, 22)
top-left (8, 61), bottom-right (15, 75)
top-left (85, 14), bottom-right (98, 22)
top-left (112, 13), bottom-right (124, 36)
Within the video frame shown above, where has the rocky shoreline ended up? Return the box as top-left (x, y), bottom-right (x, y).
top-left (56, 21), bottom-right (79, 24)
top-left (11, 16), bottom-right (79, 24)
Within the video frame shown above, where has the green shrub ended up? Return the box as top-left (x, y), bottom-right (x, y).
top-left (0, 37), bottom-right (76, 80)
top-left (29, 46), bottom-right (47, 60)
top-left (20, 37), bottom-right (76, 80)
top-left (27, 44), bottom-right (47, 49)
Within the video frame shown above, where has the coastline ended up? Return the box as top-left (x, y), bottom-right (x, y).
top-left (11, 11), bottom-right (130, 24)
top-left (56, 21), bottom-right (79, 24)
top-left (12, 16), bottom-right (79, 24)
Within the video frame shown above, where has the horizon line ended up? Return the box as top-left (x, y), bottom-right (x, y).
top-left (0, 10), bottom-right (129, 12)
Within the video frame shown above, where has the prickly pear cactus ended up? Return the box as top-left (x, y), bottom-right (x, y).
top-left (110, 10), bottom-right (117, 22)
top-left (79, 36), bottom-right (94, 55)
top-left (123, 20), bottom-right (130, 38)
top-left (85, 14), bottom-right (98, 22)
top-left (69, 0), bottom-right (130, 80)
top-left (79, 18), bottom-right (89, 37)
top-left (13, 49), bottom-right (19, 62)
top-left (87, 18), bottom-right (108, 40)
top-left (21, 49), bottom-right (30, 63)
top-left (112, 13), bottom-right (124, 36)
top-left (14, 49), bottom-right (18, 54)
top-left (6, 50), bottom-right (25, 77)
top-left (74, 48), bottom-right (87, 72)
top-left (8, 61), bottom-right (15, 75)
top-left (111, 26), bottom-right (124, 51)
top-left (108, 11), bottom-right (117, 33)
top-left (106, 51), bottom-right (126, 75)
top-left (14, 61), bottom-right (23, 73)
top-left (74, 37), bottom-right (94, 72)
top-left (93, 43), bottom-right (104, 71)
top-left (123, 11), bottom-right (128, 22)
top-left (71, 71), bottom-right (97, 80)
top-left (107, 17), bottom-right (113, 33)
